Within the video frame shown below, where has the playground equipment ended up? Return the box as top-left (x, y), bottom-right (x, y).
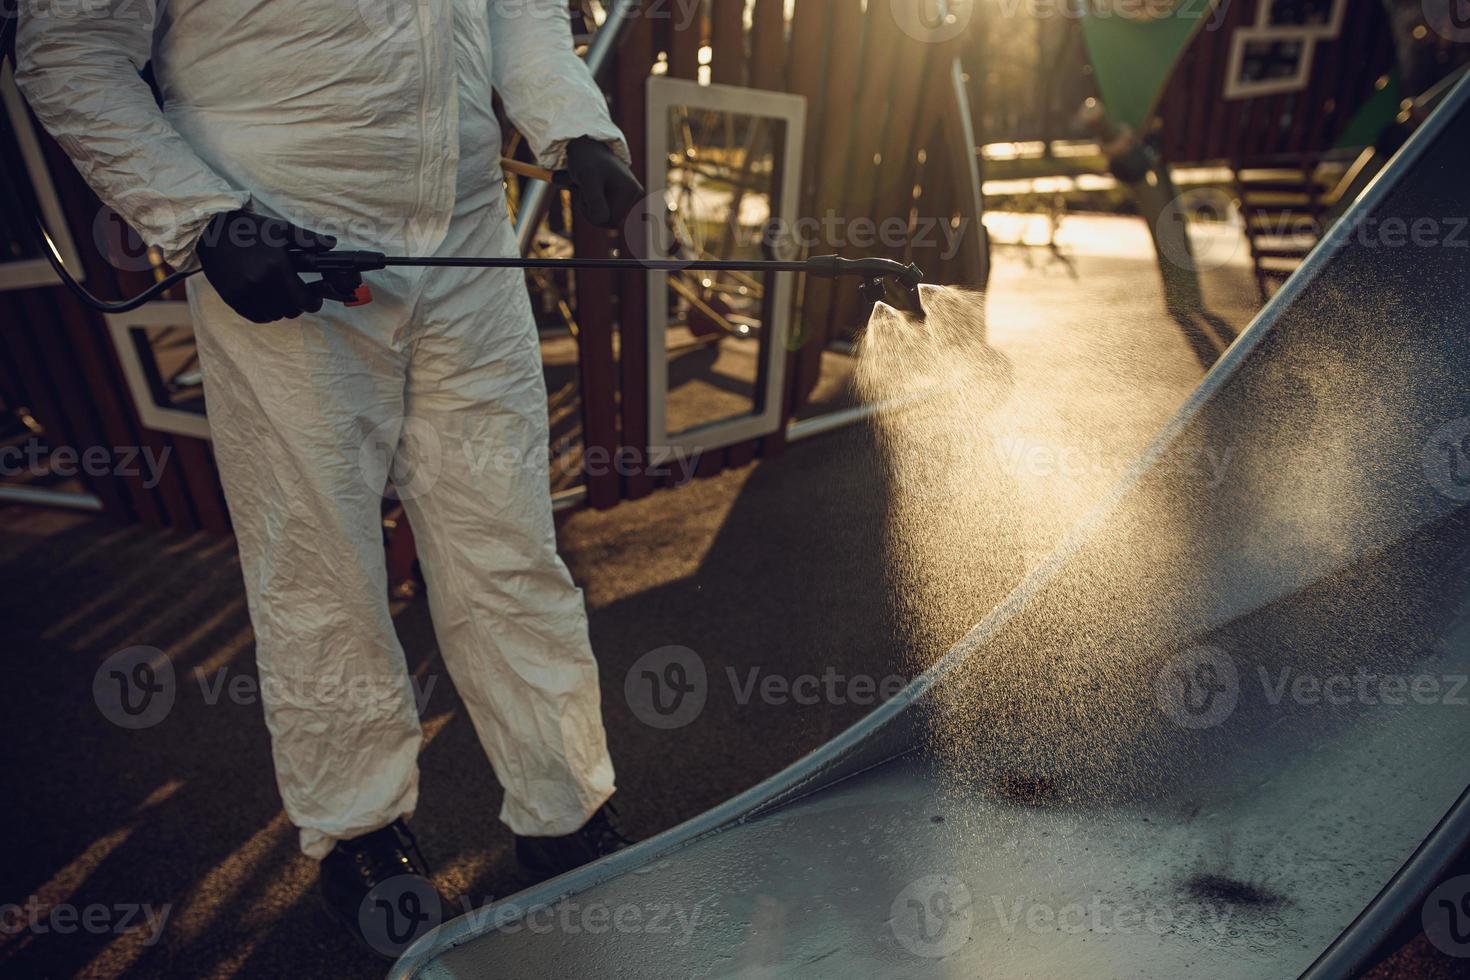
top-left (392, 72), bottom-right (1470, 980)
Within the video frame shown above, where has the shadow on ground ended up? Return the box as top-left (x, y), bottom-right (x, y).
top-left (3, 244), bottom-right (1295, 978)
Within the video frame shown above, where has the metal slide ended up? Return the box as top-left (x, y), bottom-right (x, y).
top-left (392, 75), bottom-right (1470, 979)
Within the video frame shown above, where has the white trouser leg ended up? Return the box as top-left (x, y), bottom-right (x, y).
top-left (396, 205), bottom-right (615, 836)
top-left (189, 271), bottom-right (426, 859)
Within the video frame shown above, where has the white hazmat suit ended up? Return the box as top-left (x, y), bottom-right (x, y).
top-left (18, 0), bottom-right (622, 857)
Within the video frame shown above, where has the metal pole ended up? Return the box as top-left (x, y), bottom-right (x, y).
top-left (0, 486), bottom-right (104, 512)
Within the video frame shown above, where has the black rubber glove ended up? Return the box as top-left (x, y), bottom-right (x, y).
top-left (564, 136), bottom-right (644, 229)
top-left (195, 210), bottom-right (338, 323)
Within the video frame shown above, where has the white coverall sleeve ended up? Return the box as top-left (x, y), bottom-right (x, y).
top-left (15, 1), bottom-right (249, 268)
top-left (487, 0), bottom-right (631, 170)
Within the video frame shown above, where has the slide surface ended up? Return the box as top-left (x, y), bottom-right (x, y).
top-left (394, 76), bottom-right (1470, 980)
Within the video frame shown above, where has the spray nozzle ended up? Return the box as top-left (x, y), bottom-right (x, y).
top-left (805, 254), bottom-right (926, 319)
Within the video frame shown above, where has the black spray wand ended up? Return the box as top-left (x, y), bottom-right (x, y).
top-left (292, 250), bottom-right (927, 319)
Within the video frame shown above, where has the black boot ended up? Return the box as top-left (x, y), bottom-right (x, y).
top-left (515, 803), bottom-right (634, 884)
top-left (320, 819), bottom-right (450, 959)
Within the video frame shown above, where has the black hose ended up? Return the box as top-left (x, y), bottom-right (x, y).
top-left (2, 16), bottom-right (199, 313)
top-left (2, 17), bottom-right (922, 315)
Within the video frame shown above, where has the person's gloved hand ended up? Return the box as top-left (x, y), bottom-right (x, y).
top-left (564, 136), bottom-right (644, 229)
top-left (196, 210), bottom-right (338, 323)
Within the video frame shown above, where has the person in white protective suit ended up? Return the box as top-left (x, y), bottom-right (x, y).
top-left (17, 0), bottom-right (644, 955)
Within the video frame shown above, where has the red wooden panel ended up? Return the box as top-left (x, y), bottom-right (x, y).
top-left (668, 0), bottom-right (703, 80)
top-left (825, 3), bottom-right (905, 336)
top-left (33, 106), bottom-right (210, 528)
top-left (173, 437), bottom-right (231, 534)
top-left (710, 0), bottom-right (747, 88)
top-left (1, 296), bottom-right (134, 520)
top-left (871, 26), bottom-right (938, 264)
top-left (17, 290), bottom-right (158, 523)
top-left (60, 294), bottom-right (206, 527)
top-left (572, 220), bottom-right (621, 510)
top-left (1155, 0), bottom-right (1395, 163)
top-left (384, 505), bottom-right (418, 595)
top-left (0, 296), bottom-right (34, 409)
top-left (724, 0), bottom-right (789, 470)
top-left (788, 0), bottom-right (834, 214)
top-left (749, 0), bottom-right (786, 90)
top-left (772, 0), bottom-right (835, 452)
top-left (790, 0), bottom-right (865, 407)
top-left (616, 9), bottom-right (656, 500)
top-left (691, 1), bottom-right (750, 477)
